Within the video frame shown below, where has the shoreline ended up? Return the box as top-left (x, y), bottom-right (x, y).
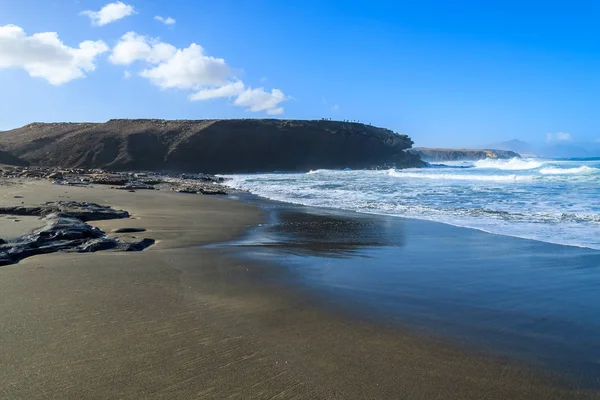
top-left (227, 190), bottom-right (600, 252)
top-left (0, 179), bottom-right (598, 398)
top-left (220, 158), bottom-right (600, 251)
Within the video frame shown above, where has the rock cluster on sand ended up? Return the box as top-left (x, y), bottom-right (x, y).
top-left (0, 165), bottom-right (230, 195)
top-left (0, 201), bottom-right (155, 266)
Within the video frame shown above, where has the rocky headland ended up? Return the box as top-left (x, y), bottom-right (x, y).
top-left (0, 119), bottom-right (424, 173)
top-left (409, 147), bottom-right (521, 161)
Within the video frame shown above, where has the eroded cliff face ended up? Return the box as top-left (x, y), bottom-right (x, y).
top-left (0, 119), bottom-right (425, 173)
top-left (409, 147), bottom-right (521, 162)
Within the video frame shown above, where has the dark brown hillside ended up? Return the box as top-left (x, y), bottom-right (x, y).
top-left (0, 119), bottom-right (424, 173)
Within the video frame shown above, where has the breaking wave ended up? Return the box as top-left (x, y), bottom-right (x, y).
top-left (388, 170), bottom-right (534, 182)
top-left (539, 166), bottom-right (599, 175)
top-left (473, 158), bottom-right (544, 170)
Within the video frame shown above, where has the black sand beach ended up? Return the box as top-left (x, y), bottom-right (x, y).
top-left (0, 180), bottom-right (598, 399)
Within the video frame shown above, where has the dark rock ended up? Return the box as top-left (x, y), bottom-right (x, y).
top-left (176, 188), bottom-right (197, 194)
top-left (199, 188), bottom-right (227, 195)
top-left (114, 182), bottom-right (155, 190)
top-left (47, 172), bottom-right (63, 179)
top-left (33, 216), bottom-right (104, 241)
top-left (0, 201), bottom-right (152, 265)
top-left (198, 173), bottom-right (225, 183)
top-left (49, 202), bottom-right (129, 222)
top-left (89, 175), bottom-right (128, 185)
top-left (0, 206), bottom-right (44, 216)
top-left (0, 201), bottom-right (129, 222)
top-left (0, 252), bottom-right (13, 266)
top-left (112, 227), bottom-right (146, 233)
top-left (139, 179), bottom-right (162, 185)
top-left (77, 238), bottom-right (118, 252)
top-left (122, 238), bottom-right (155, 251)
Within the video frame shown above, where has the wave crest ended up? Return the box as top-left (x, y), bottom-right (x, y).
top-left (388, 170), bottom-right (533, 182)
top-left (474, 158), bottom-right (544, 170)
top-left (539, 166), bottom-right (599, 175)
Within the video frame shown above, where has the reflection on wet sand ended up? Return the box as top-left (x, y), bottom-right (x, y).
top-left (237, 207), bottom-right (403, 257)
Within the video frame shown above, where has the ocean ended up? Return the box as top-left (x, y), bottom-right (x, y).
top-left (223, 157), bottom-right (600, 250)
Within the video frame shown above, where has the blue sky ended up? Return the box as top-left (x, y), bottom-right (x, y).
top-left (1, 0), bottom-right (600, 148)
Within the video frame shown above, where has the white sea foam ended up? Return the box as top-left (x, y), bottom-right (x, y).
top-left (387, 170), bottom-right (534, 182)
top-left (473, 157), bottom-right (544, 170)
top-left (539, 166), bottom-right (599, 175)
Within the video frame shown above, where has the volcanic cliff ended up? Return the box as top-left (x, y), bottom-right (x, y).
top-left (0, 119), bottom-right (424, 173)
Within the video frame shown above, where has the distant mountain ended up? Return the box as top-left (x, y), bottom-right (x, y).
top-left (483, 139), bottom-right (600, 159)
top-left (541, 143), bottom-right (600, 159)
top-left (484, 139), bottom-right (535, 156)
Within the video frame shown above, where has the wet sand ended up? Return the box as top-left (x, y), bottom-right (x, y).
top-left (0, 215), bottom-right (46, 239)
top-left (0, 180), bottom-right (598, 399)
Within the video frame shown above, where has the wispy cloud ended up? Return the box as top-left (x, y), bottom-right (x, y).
top-left (110, 32), bottom-right (288, 114)
top-left (154, 16), bottom-right (176, 25)
top-left (546, 132), bottom-right (572, 142)
top-left (189, 81), bottom-right (245, 101)
top-left (81, 1), bottom-right (136, 26)
top-left (331, 104), bottom-right (339, 111)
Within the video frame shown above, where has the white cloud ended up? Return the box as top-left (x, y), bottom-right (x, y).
top-left (331, 104), bottom-right (339, 111)
top-left (109, 31), bottom-right (288, 114)
top-left (546, 132), bottom-right (572, 142)
top-left (0, 24), bottom-right (108, 85)
top-left (234, 87), bottom-right (287, 114)
top-left (189, 81), bottom-right (245, 101)
top-left (155, 16), bottom-right (176, 25)
top-left (81, 1), bottom-right (136, 26)
top-left (109, 32), bottom-right (175, 65)
top-left (140, 44), bottom-right (231, 90)
top-left (123, 70), bottom-right (131, 79)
